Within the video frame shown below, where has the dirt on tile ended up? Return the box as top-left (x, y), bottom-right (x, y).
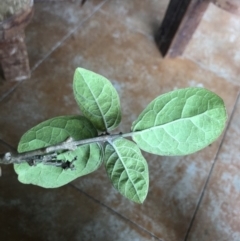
top-left (0, 0), bottom-right (30, 21)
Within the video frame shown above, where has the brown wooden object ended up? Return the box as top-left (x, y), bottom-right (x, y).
top-left (0, 5), bottom-right (34, 81)
top-left (156, 0), bottom-right (211, 58)
top-left (156, 0), bottom-right (240, 58)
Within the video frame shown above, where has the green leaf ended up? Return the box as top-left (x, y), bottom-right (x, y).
top-left (17, 115), bottom-right (98, 152)
top-left (132, 88), bottom-right (227, 156)
top-left (14, 115), bottom-right (102, 188)
top-left (104, 138), bottom-right (149, 203)
top-left (14, 144), bottom-right (102, 188)
top-left (73, 68), bottom-right (121, 131)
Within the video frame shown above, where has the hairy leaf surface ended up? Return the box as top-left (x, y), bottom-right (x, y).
top-left (14, 116), bottom-right (102, 188)
top-left (73, 68), bottom-right (121, 131)
top-left (104, 138), bottom-right (149, 203)
top-left (132, 88), bottom-right (227, 156)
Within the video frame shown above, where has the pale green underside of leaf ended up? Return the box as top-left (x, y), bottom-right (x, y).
top-left (73, 68), bottom-right (121, 131)
top-left (104, 138), bottom-right (149, 203)
top-left (14, 115), bottom-right (102, 188)
top-left (132, 88), bottom-right (227, 156)
top-left (14, 144), bottom-right (102, 188)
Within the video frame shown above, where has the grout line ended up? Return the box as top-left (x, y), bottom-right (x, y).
top-left (0, 0), bottom-right (109, 103)
top-left (183, 91), bottom-right (240, 241)
top-left (0, 81), bottom-right (22, 102)
top-left (30, 0), bottom-right (109, 73)
top-left (70, 184), bottom-right (163, 241)
top-left (30, 0), bottom-right (108, 73)
top-left (0, 139), bottom-right (16, 152)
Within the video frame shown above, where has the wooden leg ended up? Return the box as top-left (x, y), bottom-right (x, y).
top-left (156, 0), bottom-right (211, 58)
top-left (0, 31), bottom-right (30, 81)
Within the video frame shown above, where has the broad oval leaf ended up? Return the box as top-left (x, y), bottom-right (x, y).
top-left (131, 88), bottom-right (227, 156)
top-left (14, 115), bottom-right (102, 188)
top-left (104, 138), bottom-right (149, 203)
top-left (73, 68), bottom-right (121, 131)
top-left (17, 115), bottom-right (98, 151)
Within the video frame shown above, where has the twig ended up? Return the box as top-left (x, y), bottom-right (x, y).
top-left (0, 132), bottom-right (133, 165)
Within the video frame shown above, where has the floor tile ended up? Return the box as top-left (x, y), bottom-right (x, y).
top-left (0, 9), bottom-right (238, 241)
top-left (0, 80), bottom-right (21, 102)
top-left (0, 168), bottom-right (157, 241)
top-left (0, 139), bottom-right (15, 154)
top-left (215, 0), bottom-right (240, 15)
top-left (0, 0), bottom-right (106, 100)
top-left (183, 3), bottom-right (240, 86)
top-left (100, 0), bottom-right (169, 36)
top-left (26, 0), bottom-right (106, 69)
top-left (186, 94), bottom-right (240, 241)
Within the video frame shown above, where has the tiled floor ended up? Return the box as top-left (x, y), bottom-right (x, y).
top-left (0, 1), bottom-right (240, 240)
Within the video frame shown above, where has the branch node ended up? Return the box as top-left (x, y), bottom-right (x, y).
top-left (5, 152), bottom-right (11, 161)
top-left (65, 137), bottom-right (74, 143)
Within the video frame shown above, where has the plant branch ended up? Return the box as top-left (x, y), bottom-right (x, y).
top-left (0, 132), bottom-right (133, 165)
